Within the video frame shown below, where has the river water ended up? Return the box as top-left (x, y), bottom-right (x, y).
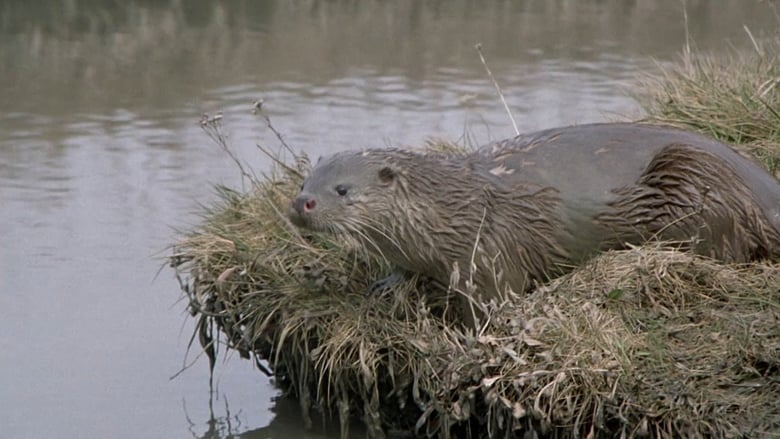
top-left (1, 1), bottom-right (777, 438)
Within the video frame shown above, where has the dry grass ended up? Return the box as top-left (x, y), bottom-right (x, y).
top-left (635, 37), bottom-right (780, 176)
top-left (170, 39), bottom-right (780, 437)
top-left (170, 115), bottom-right (780, 437)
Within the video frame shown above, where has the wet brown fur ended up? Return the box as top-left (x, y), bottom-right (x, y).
top-left (289, 123), bottom-right (780, 321)
top-left (290, 149), bottom-right (569, 300)
top-left (598, 143), bottom-right (780, 261)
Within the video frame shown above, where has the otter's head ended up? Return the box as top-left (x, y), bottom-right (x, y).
top-left (288, 150), bottom-right (402, 235)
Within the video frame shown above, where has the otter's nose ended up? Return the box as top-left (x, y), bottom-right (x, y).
top-left (292, 195), bottom-right (317, 215)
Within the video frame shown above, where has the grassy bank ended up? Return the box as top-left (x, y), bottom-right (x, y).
top-left (636, 38), bottom-right (780, 176)
top-left (170, 45), bottom-right (780, 438)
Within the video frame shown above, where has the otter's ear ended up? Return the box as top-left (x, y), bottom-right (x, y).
top-left (378, 166), bottom-right (397, 185)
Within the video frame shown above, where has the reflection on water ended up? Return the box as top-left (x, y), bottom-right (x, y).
top-left (1, 0), bottom-right (777, 437)
top-left (182, 395), bottom-right (348, 439)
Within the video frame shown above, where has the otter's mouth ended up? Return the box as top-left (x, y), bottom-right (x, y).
top-left (287, 206), bottom-right (338, 234)
top-left (287, 206), bottom-right (314, 229)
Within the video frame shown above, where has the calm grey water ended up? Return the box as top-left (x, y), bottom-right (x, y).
top-left (1, 1), bottom-right (777, 437)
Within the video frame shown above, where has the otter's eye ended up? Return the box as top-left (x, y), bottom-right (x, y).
top-left (335, 185), bottom-right (348, 196)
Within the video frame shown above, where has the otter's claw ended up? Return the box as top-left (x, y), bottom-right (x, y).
top-left (367, 271), bottom-right (405, 296)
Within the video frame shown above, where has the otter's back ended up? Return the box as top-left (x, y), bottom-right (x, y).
top-left (478, 122), bottom-right (780, 260)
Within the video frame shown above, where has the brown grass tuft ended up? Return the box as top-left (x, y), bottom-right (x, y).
top-left (634, 37), bottom-right (780, 176)
top-left (170, 117), bottom-right (780, 437)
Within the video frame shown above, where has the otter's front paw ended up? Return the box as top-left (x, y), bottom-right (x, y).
top-left (367, 271), bottom-right (405, 296)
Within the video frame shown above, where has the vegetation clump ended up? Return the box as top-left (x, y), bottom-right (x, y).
top-left (170, 43), bottom-right (780, 438)
top-left (636, 37), bottom-right (780, 175)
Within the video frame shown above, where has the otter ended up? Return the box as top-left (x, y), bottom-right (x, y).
top-left (288, 123), bottom-right (780, 323)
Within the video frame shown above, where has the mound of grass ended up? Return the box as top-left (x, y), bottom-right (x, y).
top-left (635, 37), bottom-right (780, 175)
top-left (170, 116), bottom-right (780, 437)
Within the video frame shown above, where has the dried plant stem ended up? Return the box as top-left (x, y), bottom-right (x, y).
top-left (475, 43), bottom-right (519, 136)
top-left (199, 113), bottom-right (253, 188)
top-left (681, 0), bottom-right (691, 69)
top-left (253, 99), bottom-right (296, 157)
